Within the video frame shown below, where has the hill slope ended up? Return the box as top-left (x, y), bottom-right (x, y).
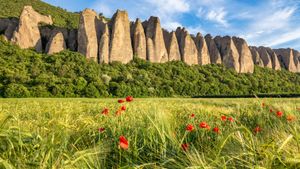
top-left (1, 38), bottom-right (300, 98)
top-left (0, 0), bottom-right (79, 28)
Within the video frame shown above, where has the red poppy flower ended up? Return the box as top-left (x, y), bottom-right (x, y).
top-left (213, 127), bottom-right (220, 133)
top-left (98, 128), bottom-right (105, 132)
top-left (101, 108), bottom-right (109, 115)
top-left (221, 115), bottom-right (227, 121)
top-left (206, 125), bottom-right (211, 130)
top-left (119, 136), bottom-right (129, 150)
top-left (121, 105), bottom-right (126, 111)
top-left (190, 113), bottom-right (195, 118)
top-left (199, 122), bottom-right (208, 128)
top-left (181, 143), bottom-right (189, 151)
top-left (269, 109), bottom-right (273, 113)
top-left (254, 126), bottom-right (262, 134)
top-left (276, 111), bottom-right (283, 118)
top-left (118, 99), bottom-right (125, 103)
top-left (186, 124), bottom-right (194, 131)
top-left (126, 96), bottom-right (133, 102)
top-left (227, 117), bottom-right (234, 122)
top-left (287, 115), bottom-right (296, 122)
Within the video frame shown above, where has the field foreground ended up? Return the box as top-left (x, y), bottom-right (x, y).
top-left (0, 98), bottom-right (300, 168)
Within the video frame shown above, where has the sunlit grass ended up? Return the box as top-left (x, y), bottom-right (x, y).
top-left (0, 98), bottom-right (300, 168)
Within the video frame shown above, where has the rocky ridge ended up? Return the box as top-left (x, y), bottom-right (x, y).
top-left (1, 6), bottom-right (300, 73)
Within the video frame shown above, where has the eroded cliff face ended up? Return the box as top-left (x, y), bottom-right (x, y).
top-left (195, 33), bottom-right (210, 65)
top-left (176, 27), bottom-right (198, 65)
top-left (45, 31), bottom-right (66, 54)
top-left (77, 9), bottom-right (100, 61)
top-left (145, 17), bottom-right (168, 63)
top-left (232, 37), bottom-right (254, 73)
top-left (249, 46), bottom-right (264, 67)
top-left (11, 6), bottom-right (53, 52)
top-left (2, 6), bottom-right (300, 74)
top-left (109, 10), bottom-right (133, 63)
top-left (205, 34), bottom-right (222, 64)
top-left (214, 36), bottom-right (240, 72)
top-left (133, 19), bottom-right (146, 60)
top-left (274, 49), bottom-right (297, 72)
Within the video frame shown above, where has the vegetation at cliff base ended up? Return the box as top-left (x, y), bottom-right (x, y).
top-left (1, 38), bottom-right (300, 98)
top-left (0, 98), bottom-right (299, 168)
top-left (0, 0), bottom-right (79, 29)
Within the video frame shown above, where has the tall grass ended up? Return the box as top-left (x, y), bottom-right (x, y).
top-left (0, 98), bottom-right (299, 168)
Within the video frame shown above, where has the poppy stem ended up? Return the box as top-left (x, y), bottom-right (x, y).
top-left (119, 149), bottom-right (122, 166)
top-left (180, 132), bottom-right (188, 146)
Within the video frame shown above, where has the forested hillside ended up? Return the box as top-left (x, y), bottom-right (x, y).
top-left (1, 38), bottom-right (300, 98)
top-left (0, 0), bottom-right (79, 28)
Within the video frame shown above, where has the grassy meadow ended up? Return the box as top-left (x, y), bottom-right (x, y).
top-left (0, 98), bottom-right (300, 168)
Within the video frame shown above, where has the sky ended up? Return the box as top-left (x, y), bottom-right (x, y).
top-left (43, 0), bottom-right (300, 50)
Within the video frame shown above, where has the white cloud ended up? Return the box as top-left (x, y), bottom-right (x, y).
top-left (147, 0), bottom-right (190, 13)
top-left (267, 28), bottom-right (300, 47)
top-left (206, 8), bottom-right (228, 27)
top-left (251, 7), bottom-right (296, 32)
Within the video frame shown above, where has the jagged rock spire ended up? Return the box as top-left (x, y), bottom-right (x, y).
top-left (232, 37), bottom-right (254, 73)
top-left (133, 18), bottom-right (146, 60)
top-left (145, 16), bottom-right (168, 63)
top-left (46, 31), bottom-right (66, 54)
top-left (176, 27), bottom-right (198, 65)
top-left (11, 6), bottom-right (53, 52)
top-left (214, 36), bottom-right (240, 72)
top-left (205, 34), bottom-right (222, 64)
top-left (99, 24), bottom-right (110, 63)
top-left (195, 33), bottom-right (210, 65)
top-left (78, 9), bottom-right (101, 61)
top-left (163, 30), bottom-right (181, 61)
top-left (274, 48), bottom-right (296, 72)
top-left (249, 46), bottom-right (264, 67)
top-left (109, 10), bottom-right (133, 63)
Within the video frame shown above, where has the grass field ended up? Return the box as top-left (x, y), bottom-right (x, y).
top-left (0, 98), bottom-right (300, 168)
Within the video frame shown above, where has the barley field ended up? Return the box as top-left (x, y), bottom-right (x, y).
top-left (0, 98), bottom-right (300, 168)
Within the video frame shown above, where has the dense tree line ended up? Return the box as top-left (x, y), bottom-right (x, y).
top-left (1, 38), bottom-right (300, 98)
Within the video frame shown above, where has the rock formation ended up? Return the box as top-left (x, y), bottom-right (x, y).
top-left (176, 28), bottom-right (198, 65)
top-left (109, 10), bottom-right (133, 63)
top-left (194, 33), bottom-right (210, 65)
top-left (232, 37), bottom-right (254, 73)
top-left (293, 49), bottom-right (300, 72)
top-left (45, 31), bottom-right (66, 54)
top-left (11, 6), bottom-right (53, 52)
top-left (214, 36), bottom-right (240, 72)
top-left (274, 49), bottom-right (297, 72)
top-left (257, 47), bottom-right (273, 69)
top-left (4, 18), bottom-right (19, 41)
top-left (205, 34), bottom-right (222, 64)
top-left (3, 6), bottom-right (300, 74)
top-left (133, 19), bottom-right (146, 60)
top-left (78, 9), bottom-right (100, 61)
top-left (99, 24), bottom-right (110, 63)
top-left (249, 46), bottom-right (264, 67)
top-left (68, 29), bottom-right (77, 51)
top-left (163, 30), bottom-right (181, 61)
top-left (266, 48), bottom-right (281, 70)
top-left (145, 17), bottom-right (168, 63)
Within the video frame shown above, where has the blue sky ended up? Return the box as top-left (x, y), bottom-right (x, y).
top-left (43, 0), bottom-right (300, 50)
